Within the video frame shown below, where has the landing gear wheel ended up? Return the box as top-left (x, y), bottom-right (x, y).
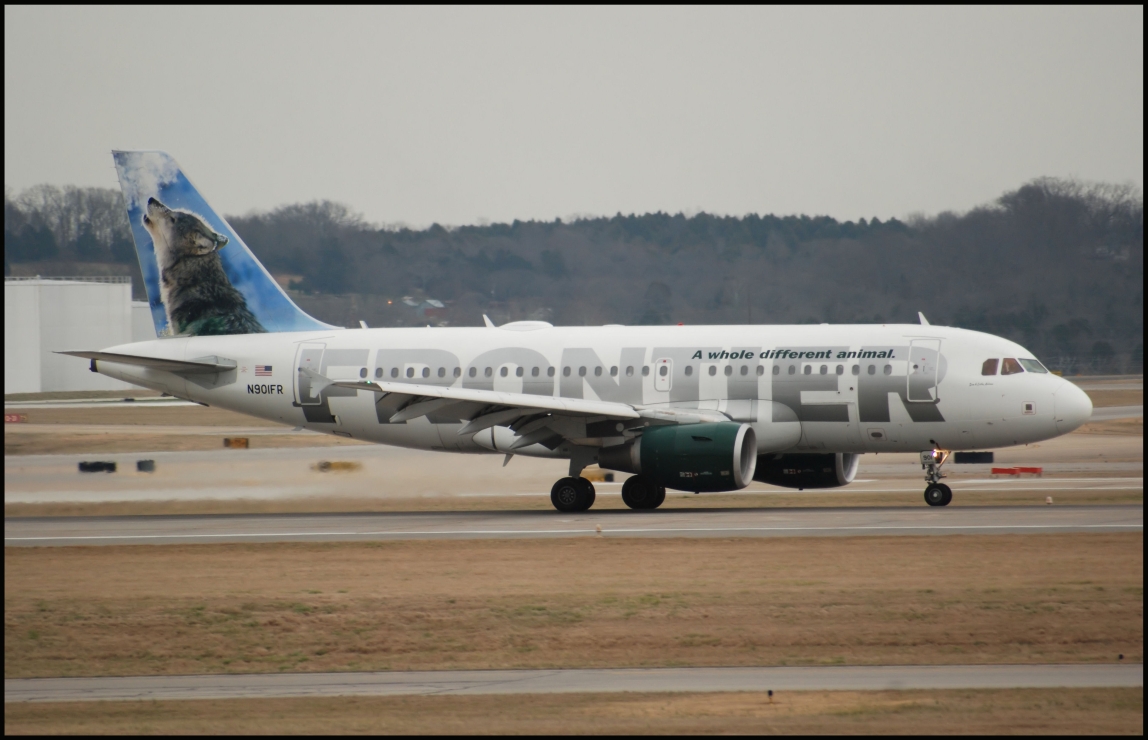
top-left (924, 484), bottom-right (951, 507)
top-left (621, 475), bottom-right (667, 510)
top-left (551, 477), bottom-right (594, 512)
top-left (577, 477), bottom-right (596, 510)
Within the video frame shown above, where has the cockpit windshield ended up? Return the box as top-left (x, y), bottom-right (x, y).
top-left (981, 359), bottom-right (999, 375)
top-left (1001, 358), bottom-right (1024, 375)
top-left (1018, 358), bottom-right (1048, 373)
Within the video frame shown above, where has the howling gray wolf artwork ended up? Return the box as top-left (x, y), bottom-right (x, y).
top-left (141, 197), bottom-right (265, 336)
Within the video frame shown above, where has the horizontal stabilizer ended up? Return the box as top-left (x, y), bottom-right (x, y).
top-left (57, 351), bottom-right (236, 375)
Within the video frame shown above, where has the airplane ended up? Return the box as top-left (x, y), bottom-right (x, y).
top-left (61, 151), bottom-right (1094, 512)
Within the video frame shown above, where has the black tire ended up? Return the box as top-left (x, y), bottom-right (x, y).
top-left (577, 477), bottom-right (596, 510)
top-left (938, 483), bottom-right (953, 507)
top-left (924, 484), bottom-right (948, 507)
top-left (622, 475), bottom-right (665, 510)
top-left (551, 477), bottom-right (584, 512)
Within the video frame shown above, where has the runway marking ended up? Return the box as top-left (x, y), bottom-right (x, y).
top-left (6, 522), bottom-right (1142, 543)
top-left (6, 664), bottom-right (1142, 702)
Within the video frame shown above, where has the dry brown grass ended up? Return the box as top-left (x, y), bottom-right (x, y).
top-left (4, 688), bottom-right (1143, 735)
top-left (9, 405), bottom-right (288, 426)
top-left (5, 534), bottom-right (1142, 679)
top-left (1075, 417), bottom-right (1144, 436)
top-left (1085, 389), bottom-right (1143, 408)
top-left (3, 429), bottom-right (370, 455)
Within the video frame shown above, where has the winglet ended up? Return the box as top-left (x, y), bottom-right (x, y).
top-left (918, 312), bottom-right (930, 326)
top-left (483, 314), bottom-right (496, 328)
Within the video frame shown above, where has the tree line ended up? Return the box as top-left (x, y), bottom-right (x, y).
top-left (5, 178), bottom-right (1143, 374)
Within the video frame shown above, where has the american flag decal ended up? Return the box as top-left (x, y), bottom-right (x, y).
top-left (255, 365), bottom-right (273, 376)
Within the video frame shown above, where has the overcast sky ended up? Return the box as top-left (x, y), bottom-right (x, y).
top-left (4, 6), bottom-right (1142, 227)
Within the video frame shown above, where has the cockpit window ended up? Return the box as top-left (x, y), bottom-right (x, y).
top-left (1018, 358), bottom-right (1048, 373)
top-left (981, 359), bottom-right (999, 376)
top-left (1001, 358), bottom-right (1024, 375)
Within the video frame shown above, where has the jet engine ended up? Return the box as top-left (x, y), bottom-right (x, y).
top-left (598, 422), bottom-right (757, 493)
top-left (753, 452), bottom-right (860, 489)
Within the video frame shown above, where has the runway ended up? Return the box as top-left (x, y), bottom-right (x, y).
top-left (5, 505), bottom-right (1141, 546)
top-left (6, 664), bottom-right (1141, 703)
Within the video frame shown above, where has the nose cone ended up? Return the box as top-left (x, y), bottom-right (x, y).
top-left (1054, 382), bottom-right (1093, 434)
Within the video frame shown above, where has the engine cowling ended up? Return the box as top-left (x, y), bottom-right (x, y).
top-left (598, 422), bottom-right (757, 493)
top-left (753, 452), bottom-right (860, 489)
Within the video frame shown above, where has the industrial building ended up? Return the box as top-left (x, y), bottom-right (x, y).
top-left (4, 276), bottom-right (156, 394)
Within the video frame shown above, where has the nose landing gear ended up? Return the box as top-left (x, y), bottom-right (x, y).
top-left (921, 449), bottom-right (953, 506)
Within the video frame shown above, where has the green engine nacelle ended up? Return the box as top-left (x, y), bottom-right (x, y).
top-left (598, 422), bottom-right (757, 493)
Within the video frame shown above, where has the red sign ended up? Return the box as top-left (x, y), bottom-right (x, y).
top-left (5, 414), bottom-right (28, 423)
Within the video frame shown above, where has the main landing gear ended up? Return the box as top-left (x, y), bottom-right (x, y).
top-left (550, 476), bottom-right (596, 512)
top-left (548, 474), bottom-right (667, 512)
top-left (921, 449), bottom-right (953, 507)
top-left (621, 475), bottom-right (666, 510)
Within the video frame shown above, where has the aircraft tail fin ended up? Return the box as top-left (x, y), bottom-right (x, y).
top-left (111, 151), bottom-right (337, 337)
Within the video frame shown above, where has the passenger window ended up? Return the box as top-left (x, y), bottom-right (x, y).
top-left (772, 365), bottom-right (779, 376)
top-left (515, 367), bottom-right (523, 377)
top-left (709, 366), bottom-right (717, 376)
top-left (547, 367), bottom-right (555, 377)
top-left (406, 367), bottom-right (415, 378)
top-left (578, 366), bottom-right (587, 377)
top-left (642, 366), bottom-right (650, 376)
top-left (438, 367), bottom-right (446, 378)
top-left (359, 367), bottom-right (367, 378)
top-left (757, 365), bottom-right (765, 376)
top-left (659, 365), bottom-right (668, 377)
top-left (468, 367), bottom-right (476, 378)
top-left (563, 367), bottom-right (571, 377)
top-left (454, 367), bottom-right (461, 378)
top-left (1019, 359), bottom-right (1048, 373)
top-left (594, 367), bottom-right (602, 377)
top-left (684, 365), bottom-right (693, 376)
top-left (820, 365), bottom-right (827, 375)
top-left (852, 364), bottom-right (859, 376)
top-left (1001, 358), bottom-right (1024, 375)
top-left (868, 365), bottom-right (876, 375)
top-left (392, 368), bottom-right (400, 378)
top-left (610, 366), bottom-right (618, 376)
top-left (883, 365), bottom-right (892, 375)
top-left (724, 365), bottom-right (732, 376)
top-left (485, 367), bottom-right (493, 377)
top-left (625, 366), bottom-right (634, 377)
top-left (531, 367), bottom-right (539, 377)
top-left (422, 367), bottom-right (430, 378)
top-left (803, 365), bottom-right (812, 375)
top-left (836, 365), bottom-right (844, 375)
top-left (981, 359), bottom-right (999, 376)
top-left (788, 365), bottom-right (796, 375)
top-left (375, 367), bottom-right (383, 379)
top-left (741, 365), bottom-right (748, 376)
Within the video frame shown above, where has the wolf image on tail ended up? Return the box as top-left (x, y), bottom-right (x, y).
top-left (142, 197), bottom-right (265, 336)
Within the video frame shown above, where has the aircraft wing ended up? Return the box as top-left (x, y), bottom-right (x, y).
top-left (326, 375), bottom-right (728, 446)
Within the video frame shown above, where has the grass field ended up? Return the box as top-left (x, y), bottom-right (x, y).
top-left (5, 534), bottom-right (1141, 679)
top-left (5, 688), bottom-right (1142, 735)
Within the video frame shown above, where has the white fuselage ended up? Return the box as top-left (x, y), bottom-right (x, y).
top-left (92, 322), bottom-right (1093, 458)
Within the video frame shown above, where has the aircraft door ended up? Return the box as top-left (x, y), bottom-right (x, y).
top-left (294, 342), bottom-right (326, 405)
top-left (907, 339), bottom-right (941, 402)
top-left (654, 357), bottom-right (673, 392)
